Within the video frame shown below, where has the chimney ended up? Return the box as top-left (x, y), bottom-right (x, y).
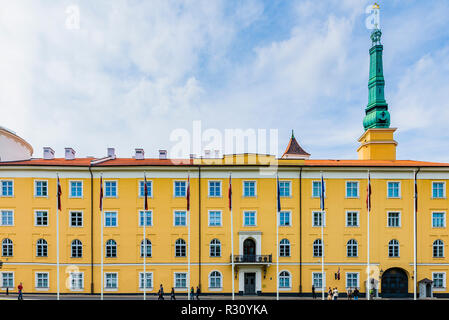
top-left (204, 149), bottom-right (211, 158)
top-left (107, 147), bottom-right (116, 158)
top-left (65, 148), bottom-right (76, 160)
top-left (214, 149), bottom-right (220, 158)
top-left (135, 148), bottom-right (145, 160)
top-left (159, 150), bottom-right (167, 160)
top-left (190, 154), bottom-right (195, 159)
top-left (43, 147), bottom-right (55, 160)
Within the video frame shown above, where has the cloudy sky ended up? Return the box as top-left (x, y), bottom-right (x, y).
top-left (1, 0), bottom-right (449, 161)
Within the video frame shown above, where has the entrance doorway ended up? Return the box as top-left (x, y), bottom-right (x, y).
top-left (244, 273), bottom-right (256, 295)
top-left (381, 268), bottom-right (408, 297)
top-left (243, 238), bottom-right (256, 262)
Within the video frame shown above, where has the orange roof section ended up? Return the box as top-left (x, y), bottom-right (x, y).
top-left (1, 157), bottom-right (449, 167)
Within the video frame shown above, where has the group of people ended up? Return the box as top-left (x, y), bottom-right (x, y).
top-left (311, 285), bottom-right (359, 300)
top-left (157, 284), bottom-right (201, 300)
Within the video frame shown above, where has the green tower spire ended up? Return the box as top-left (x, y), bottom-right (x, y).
top-left (363, 27), bottom-right (390, 130)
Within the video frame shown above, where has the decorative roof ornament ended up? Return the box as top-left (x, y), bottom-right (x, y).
top-left (281, 131), bottom-right (310, 160)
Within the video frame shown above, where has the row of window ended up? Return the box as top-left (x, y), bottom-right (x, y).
top-left (2, 209), bottom-right (447, 229)
top-left (312, 211), bottom-right (447, 228)
top-left (2, 237), bottom-right (446, 259)
top-left (1, 270), bottom-right (446, 291)
top-left (2, 179), bottom-right (446, 199)
top-left (312, 239), bottom-right (446, 258)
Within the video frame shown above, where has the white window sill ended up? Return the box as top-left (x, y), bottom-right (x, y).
top-left (279, 287), bottom-right (292, 291)
top-left (104, 288), bottom-right (118, 291)
top-left (174, 287), bottom-right (188, 291)
top-left (70, 288), bottom-right (84, 292)
top-left (139, 287), bottom-right (154, 292)
top-left (208, 288), bottom-right (223, 292)
top-left (35, 287), bottom-right (50, 291)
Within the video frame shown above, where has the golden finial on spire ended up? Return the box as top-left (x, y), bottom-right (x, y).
top-left (373, 3), bottom-right (380, 9)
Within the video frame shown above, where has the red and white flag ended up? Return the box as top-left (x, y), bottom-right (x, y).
top-left (57, 175), bottom-right (62, 211)
top-left (186, 175), bottom-right (190, 211)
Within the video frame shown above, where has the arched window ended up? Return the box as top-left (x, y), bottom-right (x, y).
top-left (71, 239), bottom-right (82, 258)
top-left (280, 239), bottom-right (290, 257)
top-left (140, 239), bottom-right (152, 257)
top-left (433, 240), bottom-right (444, 258)
top-left (106, 239), bottom-right (117, 258)
top-left (388, 239), bottom-right (399, 257)
top-left (209, 271), bottom-right (222, 288)
top-left (347, 239), bottom-right (358, 257)
top-left (36, 239), bottom-right (48, 257)
top-left (279, 271), bottom-right (291, 288)
top-left (2, 238), bottom-right (13, 257)
top-left (210, 239), bottom-right (221, 257)
top-left (313, 239), bottom-right (322, 257)
top-left (175, 238), bottom-right (186, 257)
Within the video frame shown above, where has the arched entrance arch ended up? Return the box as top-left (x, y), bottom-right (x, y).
top-left (243, 238), bottom-right (256, 262)
top-left (381, 268), bottom-right (409, 297)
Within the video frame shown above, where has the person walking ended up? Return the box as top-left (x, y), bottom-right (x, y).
top-left (333, 287), bottom-right (338, 300)
top-left (327, 287), bottom-right (332, 300)
top-left (312, 284), bottom-right (316, 299)
top-left (190, 287), bottom-right (195, 300)
top-left (158, 284), bottom-right (164, 300)
top-left (353, 288), bottom-right (359, 300)
top-left (170, 287), bottom-right (176, 300)
top-left (347, 287), bottom-right (352, 300)
top-left (17, 282), bottom-right (23, 300)
top-left (196, 286), bottom-right (201, 300)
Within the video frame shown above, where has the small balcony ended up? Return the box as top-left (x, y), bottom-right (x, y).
top-left (231, 254), bottom-right (272, 264)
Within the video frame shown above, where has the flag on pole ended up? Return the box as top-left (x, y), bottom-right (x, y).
top-left (228, 174), bottom-right (232, 211)
top-left (366, 172), bottom-right (371, 212)
top-left (277, 175), bottom-right (281, 212)
top-left (57, 174), bottom-right (62, 211)
top-left (99, 176), bottom-right (103, 211)
top-left (186, 175), bottom-right (190, 211)
top-left (144, 174), bottom-right (148, 211)
top-left (320, 173), bottom-right (325, 211)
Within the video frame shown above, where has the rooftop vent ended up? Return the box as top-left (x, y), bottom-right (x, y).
top-left (65, 148), bottom-right (76, 160)
top-left (43, 147), bottom-right (55, 160)
top-left (107, 147), bottom-right (116, 158)
top-left (204, 149), bottom-right (211, 158)
top-left (159, 150), bottom-right (167, 160)
top-left (135, 148), bottom-right (144, 160)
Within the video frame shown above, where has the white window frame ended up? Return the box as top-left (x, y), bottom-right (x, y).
top-left (104, 272), bottom-right (118, 291)
top-left (0, 271), bottom-right (14, 289)
top-left (34, 210), bottom-right (49, 227)
top-left (387, 181), bottom-right (401, 199)
top-left (0, 210), bottom-right (14, 226)
top-left (432, 212), bottom-right (446, 228)
top-left (69, 211), bottom-right (84, 228)
top-left (173, 180), bottom-right (187, 198)
top-left (387, 211), bottom-right (402, 228)
top-left (34, 180), bottom-right (49, 198)
top-left (432, 181), bottom-right (446, 199)
top-left (0, 180), bottom-right (14, 197)
top-left (69, 272), bottom-right (84, 291)
top-left (312, 181), bottom-right (325, 198)
top-left (139, 272), bottom-right (153, 290)
top-left (35, 272), bottom-right (50, 290)
top-left (312, 272), bottom-right (326, 291)
top-left (345, 272), bottom-right (360, 289)
top-left (104, 211), bottom-right (118, 227)
top-left (242, 180), bottom-right (257, 198)
top-left (138, 180), bottom-right (153, 198)
top-left (104, 180), bottom-right (118, 198)
top-left (345, 211), bottom-right (359, 227)
top-left (279, 210), bottom-right (292, 227)
top-left (243, 210), bottom-right (257, 227)
top-left (208, 210), bottom-right (222, 227)
top-left (208, 180), bottom-right (222, 198)
top-left (174, 272), bottom-right (188, 290)
top-left (278, 270), bottom-right (292, 290)
top-left (208, 270), bottom-right (223, 290)
top-left (279, 180), bottom-right (292, 198)
top-left (173, 210), bottom-right (187, 227)
top-left (69, 180), bottom-right (83, 198)
top-left (139, 210), bottom-right (153, 227)
top-left (312, 211), bottom-right (325, 227)
top-left (432, 272), bottom-right (446, 291)
top-left (345, 181), bottom-right (359, 198)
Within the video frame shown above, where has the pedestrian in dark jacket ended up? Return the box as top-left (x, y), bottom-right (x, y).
top-left (312, 284), bottom-right (316, 299)
top-left (170, 287), bottom-right (175, 300)
top-left (190, 287), bottom-right (195, 300)
top-left (196, 286), bottom-right (201, 300)
top-left (158, 284), bottom-right (164, 300)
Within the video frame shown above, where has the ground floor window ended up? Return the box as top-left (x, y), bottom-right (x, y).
top-left (35, 272), bottom-right (49, 289)
top-left (209, 271), bottom-right (222, 288)
top-left (346, 273), bottom-right (359, 289)
top-left (1, 272), bottom-right (13, 288)
top-left (139, 272), bottom-right (153, 289)
top-left (279, 271), bottom-right (291, 288)
top-left (433, 273), bottom-right (445, 289)
top-left (312, 272), bottom-right (325, 289)
top-left (70, 272), bottom-right (84, 290)
top-left (175, 272), bottom-right (187, 289)
top-left (105, 273), bottom-right (118, 289)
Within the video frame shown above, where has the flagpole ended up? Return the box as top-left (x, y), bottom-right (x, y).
top-left (320, 172), bottom-right (325, 300)
top-left (276, 174), bottom-right (279, 301)
top-left (187, 173), bottom-right (191, 301)
top-left (229, 173), bottom-right (235, 300)
top-left (100, 174), bottom-right (104, 301)
top-left (143, 172), bottom-right (147, 301)
top-left (413, 170), bottom-right (417, 300)
top-left (56, 174), bottom-right (60, 301)
top-left (367, 170), bottom-right (370, 301)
